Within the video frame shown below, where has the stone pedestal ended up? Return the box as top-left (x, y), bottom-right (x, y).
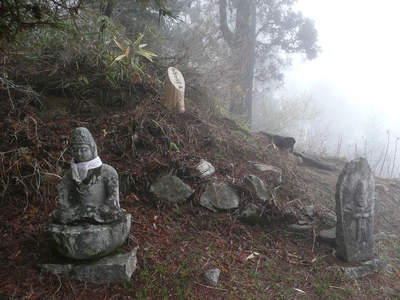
top-left (43, 247), bottom-right (138, 284)
top-left (49, 214), bottom-right (131, 259)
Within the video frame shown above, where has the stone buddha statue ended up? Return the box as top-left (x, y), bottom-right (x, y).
top-left (52, 127), bottom-right (124, 225)
top-left (49, 127), bottom-right (131, 259)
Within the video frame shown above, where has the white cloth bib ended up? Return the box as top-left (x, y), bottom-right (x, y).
top-left (71, 156), bottom-right (102, 184)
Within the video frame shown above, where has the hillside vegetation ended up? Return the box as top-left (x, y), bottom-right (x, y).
top-left (2, 81), bottom-right (400, 299)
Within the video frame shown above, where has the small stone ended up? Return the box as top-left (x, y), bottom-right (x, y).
top-left (375, 184), bottom-right (388, 192)
top-left (287, 224), bottom-right (313, 235)
top-left (283, 208), bottom-right (298, 223)
top-left (204, 268), bottom-right (221, 287)
top-left (241, 203), bottom-right (261, 218)
top-left (375, 199), bottom-right (389, 212)
top-left (374, 232), bottom-right (389, 242)
top-left (304, 205), bottom-right (314, 217)
top-left (374, 232), bottom-right (398, 242)
top-left (318, 227), bottom-right (336, 246)
top-left (196, 159), bottom-right (215, 177)
top-left (239, 203), bottom-right (270, 226)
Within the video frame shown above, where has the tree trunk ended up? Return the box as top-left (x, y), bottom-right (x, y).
top-left (220, 0), bottom-right (257, 126)
top-left (100, 1), bottom-right (114, 34)
top-left (243, 0), bottom-right (257, 126)
top-left (293, 151), bottom-right (337, 171)
top-left (165, 67), bottom-right (185, 112)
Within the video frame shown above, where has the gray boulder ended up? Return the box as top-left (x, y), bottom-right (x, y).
top-left (244, 174), bottom-right (271, 201)
top-left (150, 175), bottom-right (194, 204)
top-left (200, 183), bottom-right (240, 212)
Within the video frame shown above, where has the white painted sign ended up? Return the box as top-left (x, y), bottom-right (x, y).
top-left (167, 67), bottom-right (185, 91)
top-left (165, 67), bottom-right (185, 112)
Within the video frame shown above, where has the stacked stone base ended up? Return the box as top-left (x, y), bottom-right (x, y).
top-left (48, 214), bottom-right (131, 260)
top-left (43, 247), bottom-right (138, 284)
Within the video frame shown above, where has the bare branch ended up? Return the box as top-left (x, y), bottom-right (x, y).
top-left (218, 0), bottom-right (233, 45)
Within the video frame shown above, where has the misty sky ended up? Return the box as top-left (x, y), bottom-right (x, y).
top-left (286, 0), bottom-right (400, 142)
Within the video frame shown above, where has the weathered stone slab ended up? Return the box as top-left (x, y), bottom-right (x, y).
top-left (200, 183), bottom-right (240, 212)
top-left (244, 174), bottom-right (270, 201)
top-left (335, 157), bottom-right (375, 262)
top-left (49, 214), bottom-right (131, 259)
top-left (42, 247), bottom-right (138, 284)
top-left (341, 258), bottom-right (391, 279)
top-left (150, 175), bottom-right (194, 204)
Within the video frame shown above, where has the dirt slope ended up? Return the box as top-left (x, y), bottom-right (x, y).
top-left (1, 96), bottom-right (400, 299)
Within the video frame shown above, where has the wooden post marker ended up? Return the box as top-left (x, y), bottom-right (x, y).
top-left (165, 67), bottom-right (185, 112)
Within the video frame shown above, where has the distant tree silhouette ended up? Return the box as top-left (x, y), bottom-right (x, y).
top-left (218, 0), bottom-right (320, 125)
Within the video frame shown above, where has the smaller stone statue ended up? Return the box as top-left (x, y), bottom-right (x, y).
top-left (52, 127), bottom-right (124, 225)
top-left (335, 157), bottom-right (375, 262)
top-left (49, 127), bottom-right (131, 259)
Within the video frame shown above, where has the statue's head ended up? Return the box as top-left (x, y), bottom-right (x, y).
top-left (70, 127), bottom-right (98, 162)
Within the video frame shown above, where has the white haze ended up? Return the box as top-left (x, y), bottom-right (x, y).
top-left (283, 0), bottom-right (400, 177)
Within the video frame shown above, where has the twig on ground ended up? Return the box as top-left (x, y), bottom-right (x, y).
top-left (194, 282), bottom-right (228, 291)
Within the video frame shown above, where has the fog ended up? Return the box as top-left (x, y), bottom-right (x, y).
top-left (158, 0), bottom-right (400, 177)
top-left (280, 0), bottom-right (400, 177)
